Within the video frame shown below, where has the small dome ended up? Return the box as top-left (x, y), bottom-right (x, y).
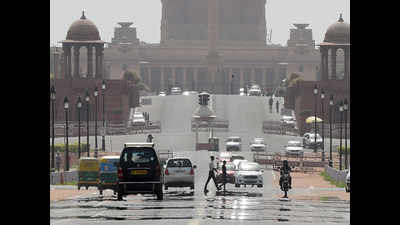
top-left (66, 11), bottom-right (100, 41)
top-left (323, 14), bottom-right (350, 44)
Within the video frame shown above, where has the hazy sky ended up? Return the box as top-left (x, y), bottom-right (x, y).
top-left (50, 0), bottom-right (350, 46)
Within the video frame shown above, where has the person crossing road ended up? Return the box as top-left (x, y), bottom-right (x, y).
top-left (204, 156), bottom-right (221, 194)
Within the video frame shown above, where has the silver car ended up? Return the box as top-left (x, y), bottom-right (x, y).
top-left (303, 133), bottom-right (323, 149)
top-left (226, 137), bottom-right (242, 151)
top-left (234, 162), bottom-right (263, 188)
top-left (163, 157), bottom-right (196, 191)
top-left (250, 138), bottom-right (266, 152)
top-left (285, 140), bottom-right (304, 157)
top-left (170, 87), bottom-right (182, 95)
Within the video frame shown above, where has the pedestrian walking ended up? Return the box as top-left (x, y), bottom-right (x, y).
top-left (147, 134), bottom-right (154, 143)
top-left (276, 100), bottom-right (280, 114)
top-left (268, 97), bottom-right (273, 113)
top-left (204, 156), bottom-right (221, 193)
top-left (218, 160), bottom-right (227, 192)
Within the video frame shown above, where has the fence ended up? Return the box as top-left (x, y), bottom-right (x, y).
top-left (191, 120), bottom-right (229, 132)
top-left (262, 121), bottom-right (299, 136)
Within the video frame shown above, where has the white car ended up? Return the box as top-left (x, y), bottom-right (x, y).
top-left (158, 91), bottom-right (166, 96)
top-left (163, 157), bottom-right (196, 191)
top-left (281, 116), bottom-right (296, 128)
top-left (250, 138), bottom-right (266, 152)
top-left (131, 112), bottom-right (146, 126)
top-left (226, 136), bottom-right (242, 151)
top-left (303, 133), bottom-right (323, 149)
top-left (239, 88), bottom-right (246, 96)
top-left (170, 87), bottom-right (182, 95)
top-left (234, 161), bottom-right (264, 188)
top-left (248, 85), bottom-right (262, 96)
top-left (345, 169), bottom-right (350, 192)
top-left (285, 140), bottom-right (304, 157)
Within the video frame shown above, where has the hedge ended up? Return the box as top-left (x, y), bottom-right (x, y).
top-left (337, 146), bottom-right (350, 154)
top-left (50, 143), bottom-right (90, 153)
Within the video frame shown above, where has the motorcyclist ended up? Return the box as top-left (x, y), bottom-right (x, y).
top-left (279, 160), bottom-right (292, 190)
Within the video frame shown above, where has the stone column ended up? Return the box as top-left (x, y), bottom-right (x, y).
top-left (344, 47), bottom-right (350, 80)
top-left (87, 45), bottom-right (93, 78)
top-left (160, 67), bottom-right (165, 91)
top-left (60, 53), bottom-right (65, 79)
top-left (74, 45), bottom-right (80, 78)
top-left (63, 45), bottom-right (72, 79)
top-left (239, 68), bottom-right (244, 88)
top-left (183, 67), bottom-right (187, 90)
top-left (194, 68), bottom-right (199, 91)
top-left (320, 47), bottom-right (326, 80)
top-left (331, 47), bottom-right (337, 80)
top-left (262, 68), bottom-right (267, 91)
top-left (95, 45), bottom-right (104, 79)
top-left (53, 51), bottom-right (59, 79)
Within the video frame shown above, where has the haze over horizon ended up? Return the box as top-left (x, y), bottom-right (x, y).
top-left (50, 0), bottom-right (350, 46)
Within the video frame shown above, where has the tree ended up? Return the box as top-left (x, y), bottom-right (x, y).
top-left (123, 70), bottom-right (150, 91)
top-left (287, 73), bottom-right (304, 88)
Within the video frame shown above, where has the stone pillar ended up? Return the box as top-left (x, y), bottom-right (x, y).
top-left (239, 68), bottom-right (244, 88)
top-left (331, 47), bottom-right (337, 80)
top-left (63, 45), bottom-right (72, 79)
top-left (60, 53), bottom-right (65, 79)
top-left (95, 45), bottom-right (104, 79)
top-left (194, 68), bottom-right (199, 91)
top-left (183, 67), bottom-right (187, 90)
top-left (320, 47), bottom-right (326, 80)
top-left (344, 47), bottom-right (350, 80)
top-left (262, 68), bottom-right (267, 91)
top-left (73, 45), bottom-right (80, 78)
top-left (160, 67), bottom-right (165, 91)
top-left (53, 51), bottom-right (59, 79)
top-left (87, 45), bottom-right (93, 78)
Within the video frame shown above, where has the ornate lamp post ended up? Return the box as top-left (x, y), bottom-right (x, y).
top-left (50, 85), bottom-right (56, 170)
top-left (313, 85), bottom-right (318, 153)
top-left (85, 89), bottom-right (90, 157)
top-left (94, 87), bottom-right (99, 158)
top-left (102, 80), bottom-right (106, 152)
top-left (77, 96), bottom-right (82, 159)
top-left (329, 95), bottom-right (334, 167)
top-left (321, 89), bottom-right (325, 161)
top-left (344, 98), bottom-right (349, 170)
top-left (339, 101), bottom-right (344, 170)
top-left (64, 96), bottom-right (70, 171)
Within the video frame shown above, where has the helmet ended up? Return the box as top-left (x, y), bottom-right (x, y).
top-left (210, 156), bottom-right (215, 160)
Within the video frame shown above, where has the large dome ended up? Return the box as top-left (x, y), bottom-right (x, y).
top-left (323, 14), bottom-right (350, 44)
top-left (66, 12), bottom-right (101, 41)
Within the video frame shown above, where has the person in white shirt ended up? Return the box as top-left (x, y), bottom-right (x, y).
top-left (204, 156), bottom-right (221, 193)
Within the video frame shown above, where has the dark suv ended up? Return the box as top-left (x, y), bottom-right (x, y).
top-left (117, 143), bottom-right (163, 200)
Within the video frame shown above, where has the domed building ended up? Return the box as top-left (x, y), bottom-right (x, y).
top-left (61, 11), bottom-right (105, 79)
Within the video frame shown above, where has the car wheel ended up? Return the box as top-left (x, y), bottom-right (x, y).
top-left (99, 189), bottom-right (103, 195)
top-left (117, 192), bottom-right (123, 201)
top-left (86, 186), bottom-right (88, 190)
top-left (257, 184), bottom-right (263, 188)
top-left (77, 185), bottom-right (80, 190)
top-left (156, 184), bottom-right (163, 200)
top-left (190, 184), bottom-right (194, 190)
top-left (235, 184), bottom-right (240, 188)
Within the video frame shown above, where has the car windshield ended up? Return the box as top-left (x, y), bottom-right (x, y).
top-left (288, 142), bottom-right (302, 147)
top-left (121, 148), bottom-right (156, 164)
top-left (231, 155), bottom-right (245, 161)
top-left (253, 139), bottom-right (264, 144)
top-left (227, 138), bottom-right (240, 142)
top-left (239, 163), bottom-right (261, 171)
top-left (167, 159), bottom-right (192, 167)
top-left (309, 134), bottom-right (321, 138)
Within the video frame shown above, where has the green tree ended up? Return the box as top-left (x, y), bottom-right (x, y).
top-left (123, 70), bottom-right (150, 91)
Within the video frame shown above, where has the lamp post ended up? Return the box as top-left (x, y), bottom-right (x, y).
top-left (101, 80), bottom-right (106, 152)
top-left (50, 86), bottom-right (56, 171)
top-left (85, 89), bottom-right (90, 157)
top-left (339, 101), bottom-right (344, 170)
top-left (313, 85), bottom-right (318, 153)
top-left (329, 95), bottom-right (334, 167)
top-left (64, 96), bottom-right (70, 171)
top-left (94, 87), bottom-right (99, 158)
top-left (344, 98), bottom-right (349, 170)
top-left (77, 96), bottom-right (82, 159)
top-left (231, 74), bottom-right (234, 95)
top-left (321, 89), bottom-right (325, 161)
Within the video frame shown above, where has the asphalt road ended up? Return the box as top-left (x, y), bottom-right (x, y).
top-left (50, 95), bottom-right (350, 224)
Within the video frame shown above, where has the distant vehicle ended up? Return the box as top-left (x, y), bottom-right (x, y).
top-left (281, 116), bottom-right (296, 128)
top-left (218, 152), bottom-right (232, 163)
top-left (250, 138), bottom-right (266, 152)
top-left (182, 91), bottom-right (198, 96)
top-left (117, 143), bottom-right (163, 200)
top-left (231, 154), bottom-right (245, 162)
top-left (239, 88), bottom-right (246, 96)
top-left (216, 161), bottom-right (236, 184)
top-left (131, 112), bottom-right (146, 126)
top-left (170, 87), bottom-right (182, 95)
top-left (158, 92), bottom-right (166, 96)
top-left (303, 133), bottom-right (323, 149)
top-left (248, 84), bottom-right (262, 96)
top-left (345, 169), bottom-right (350, 193)
top-left (285, 140), bottom-right (304, 157)
top-left (226, 136), bottom-right (242, 151)
top-left (163, 157), bottom-right (196, 191)
top-left (234, 161), bottom-right (264, 188)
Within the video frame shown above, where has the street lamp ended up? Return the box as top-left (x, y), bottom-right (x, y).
top-left (77, 96), bottom-right (82, 159)
top-left (313, 85), bottom-right (318, 153)
top-left (339, 100), bottom-right (344, 170)
top-left (344, 98), bottom-right (349, 170)
top-left (50, 85), bottom-right (56, 171)
top-left (321, 89), bottom-right (325, 162)
top-left (329, 95), bottom-right (334, 167)
top-left (101, 80), bottom-right (106, 152)
top-left (231, 74), bottom-right (234, 95)
top-left (94, 86), bottom-right (99, 158)
top-left (64, 96), bottom-right (70, 171)
top-left (85, 89), bottom-right (90, 157)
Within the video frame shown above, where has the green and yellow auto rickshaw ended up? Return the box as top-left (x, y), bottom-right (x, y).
top-left (98, 156), bottom-right (120, 195)
top-left (78, 157), bottom-right (100, 190)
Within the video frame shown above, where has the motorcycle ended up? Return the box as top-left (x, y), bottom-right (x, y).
top-left (281, 173), bottom-right (290, 198)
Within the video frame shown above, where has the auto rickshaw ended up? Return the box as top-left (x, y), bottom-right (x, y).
top-left (78, 157), bottom-right (100, 190)
top-left (98, 156), bottom-right (120, 195)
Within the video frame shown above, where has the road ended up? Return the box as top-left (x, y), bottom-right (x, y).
top-left (50, 95), bottom-right (350, 224)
